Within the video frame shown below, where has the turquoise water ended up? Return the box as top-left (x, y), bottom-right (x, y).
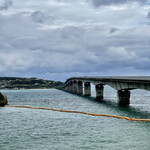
top-left (0, 88), bottom-right (150, 150)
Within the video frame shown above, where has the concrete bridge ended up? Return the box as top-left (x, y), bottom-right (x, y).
top-left (61, 76), bottom-right (150, 106)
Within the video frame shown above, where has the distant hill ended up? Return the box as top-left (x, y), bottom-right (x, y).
top-left (0, 77), bottom-right (63, 89)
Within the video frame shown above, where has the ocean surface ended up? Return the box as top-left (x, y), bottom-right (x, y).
top-left (0, 87), bottom-right (150, 150)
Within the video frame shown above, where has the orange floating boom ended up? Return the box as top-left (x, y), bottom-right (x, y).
top-left (7, 105), bottom-right (150, 122)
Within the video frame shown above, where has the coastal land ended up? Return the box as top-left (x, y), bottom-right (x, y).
top-left (0, 77), bottom-right (63, 90)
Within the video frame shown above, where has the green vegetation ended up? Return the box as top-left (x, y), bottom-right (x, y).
top-left (0, 77), bottom-right (63, 89)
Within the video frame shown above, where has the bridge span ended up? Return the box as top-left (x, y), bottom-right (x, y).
top-left (61, 76), bottom-right (150, 106)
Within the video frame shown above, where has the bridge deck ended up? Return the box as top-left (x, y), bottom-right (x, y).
top-left (67, 76), bottom-right (150, 83)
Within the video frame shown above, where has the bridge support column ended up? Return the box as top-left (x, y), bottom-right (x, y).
top-left (67, 85), bottom-right (70, 92)
top-left (84, 82), bottom-right (91, 96)
top-left (95, 84), bottom-right (104, 100)
top-left (65, 86), bottom-right (67, 91)
top-left (64, 86), bottom-right (66, 91)
top-left (68, 83), bottom-right (70, 92)
top-left (77, 81), bottom-right (83, 95)
top-left (117, 90), bottom-right (130, 106)
top-left (65, 84), bottom-right (69, 91)
top-left (69, 82), bottom-right (73, 93)
top-left (73, 81), bottom-right (77, 94)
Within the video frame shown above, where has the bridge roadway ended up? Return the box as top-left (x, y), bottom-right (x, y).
top-left (61, 76), bottom-right (150, 106)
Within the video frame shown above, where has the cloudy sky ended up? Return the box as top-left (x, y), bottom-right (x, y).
top-left (0, 0), bottom-right (150, 81)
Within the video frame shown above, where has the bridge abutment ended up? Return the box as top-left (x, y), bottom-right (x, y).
top-left (95, 84), bottom-right (104, 100)
top-left (84, 82), bottom-right (91, 96)
top-left (117, 90), bottom-right (130, 106)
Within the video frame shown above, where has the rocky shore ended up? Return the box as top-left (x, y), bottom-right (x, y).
top-left (0, 92), bottom-right (8, 106)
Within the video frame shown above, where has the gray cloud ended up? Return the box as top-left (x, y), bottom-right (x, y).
top-left (0, 0), bottom-right (150, 80)
top-left (109, 27), bottom-right (119, 34)
top-left (0, 0), bottom-right (12, 10)
top-left (147, 11), bottom-right (150, 18)
top-left (0, 12), bottom-right (149, 74)
top-left (89, 0), bottom-right (148, 7)
top-left (30, 11), bottom-right (54, 23)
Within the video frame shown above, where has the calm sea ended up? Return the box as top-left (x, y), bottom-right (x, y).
top-left (0, 87), bottom-right (150, 150)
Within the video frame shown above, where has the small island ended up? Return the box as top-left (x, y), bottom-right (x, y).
top-left (0, 77), bottom-right (63, 90)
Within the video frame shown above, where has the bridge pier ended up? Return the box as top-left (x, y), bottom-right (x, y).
top-left (73, 81), bottom-right (77, 94)
top-left (68, 83), bottom-right (71, 92)
top-left (77, 81), bottom-right (83, 95)
top-left (68, 82), bottom-right (73, 93)
top-left (95, 84), bottom-right (104, 100)
top-left (84, 82), bottom-right (91, 96)
top-left (117, 90), bottom-right (130, 106)
top-left (66, 84), bottom-right (69, 91)
top-left (65, 86), bottom-right (68, 91)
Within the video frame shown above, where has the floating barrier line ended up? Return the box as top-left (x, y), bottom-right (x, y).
top-left (7, 105), bottom-right (150, 122)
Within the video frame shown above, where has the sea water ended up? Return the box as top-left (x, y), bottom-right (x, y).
top-left (0, 87), bottom-right (150, 150)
